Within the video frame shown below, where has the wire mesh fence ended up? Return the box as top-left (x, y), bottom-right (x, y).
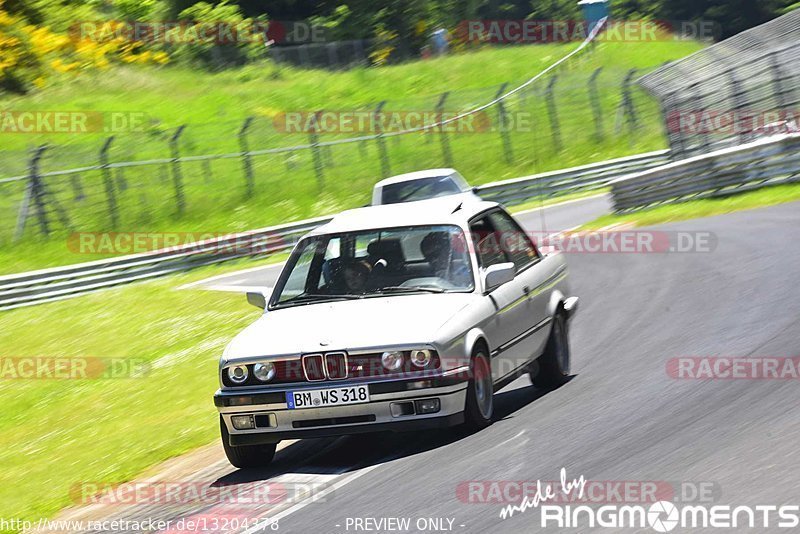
top-left (2, 25), bottom-right (673, 248)
top-left (639, 8), bottom-right (800, 160)
top-left (270, 40), bottom-right (372, 70)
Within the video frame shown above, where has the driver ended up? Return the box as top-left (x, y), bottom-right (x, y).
top-left (341, 259), bottom-right (371, 293)
top-left (420, 231), bottom-right (471, 287)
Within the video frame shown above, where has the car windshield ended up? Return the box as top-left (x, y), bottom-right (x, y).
top-left (381, 176), bottom-right (462, 204)
top-left (271, 224), bottom-right (474, 307)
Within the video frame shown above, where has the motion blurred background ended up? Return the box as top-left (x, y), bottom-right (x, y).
top-left (1, 1), bottom-right (799, 531)
top-left (0, 0), bottom-right (796, 272)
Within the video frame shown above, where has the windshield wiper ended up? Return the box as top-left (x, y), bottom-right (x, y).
top-left (277, 293), bottom-right (361, 306)
top-left (375, 286), bottom-right (446, 294)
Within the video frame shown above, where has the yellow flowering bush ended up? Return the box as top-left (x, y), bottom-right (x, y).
top-left (0, 0), bottom-right (169, 94)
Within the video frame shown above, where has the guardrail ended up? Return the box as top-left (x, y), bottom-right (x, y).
top-left (476, 150), bottom-right (668, 205)
top-left (0, 150), bottom-right (667, 310)
top-left (610, 134), bottom-right (800, 212)
top-left (0, 216), bottom-right (332, 310)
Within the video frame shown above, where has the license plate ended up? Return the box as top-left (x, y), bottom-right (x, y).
top-left (286, 385), bottom-right (370, 409)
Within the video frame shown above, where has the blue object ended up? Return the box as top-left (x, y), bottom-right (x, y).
top-left (578, 0), bottom-right (610, 35)
top-left (431, 28), bottom-right (448, 55)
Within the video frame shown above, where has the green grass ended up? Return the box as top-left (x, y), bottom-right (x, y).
top-left (579, 182), bottom-right (800, 230)
top-left (0, 188), bottom-right (603, 275)
top-left (0, 39), bottom-right (703, 272)
top-left (0, 264), bottom-right (265, 529)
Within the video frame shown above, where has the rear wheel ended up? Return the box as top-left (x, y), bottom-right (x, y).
top-left (220, 416), bottom-right (277, 469)
top-left (464, 349), bottom-right (493, 429)
top-left (531, 313), bottom-right (570, 389)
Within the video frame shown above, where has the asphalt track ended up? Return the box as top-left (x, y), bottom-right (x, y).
top-left (70, 198), bottom-right (800, 534)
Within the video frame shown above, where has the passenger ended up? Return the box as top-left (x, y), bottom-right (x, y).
top-left (342, 259), bottom-right (372, 293)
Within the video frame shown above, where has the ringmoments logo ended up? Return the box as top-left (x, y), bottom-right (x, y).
top-left (497, 468), bottom-right (800, 531)
top-left (539, 502), bottom-right (800, 530)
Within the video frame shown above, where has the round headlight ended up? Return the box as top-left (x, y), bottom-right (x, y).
top-left (411, 349), bottom-right (432, 368)
top-left (253, 362), bottom-right (276, 382)
top-left (381, 351), bottom-right (404, 371)
top-left (227, 365), bottom-right (249, 384)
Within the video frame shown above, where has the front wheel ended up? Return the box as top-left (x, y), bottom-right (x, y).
top-left (464, 350), bottom-right (493, 429)
top-left (220, 416), bottom-right (277, 469)
top-left (530, 313), bottom-right (571, 389)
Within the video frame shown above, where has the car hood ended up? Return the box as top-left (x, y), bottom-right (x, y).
top-left (224, 293), bottom-right (475, 361)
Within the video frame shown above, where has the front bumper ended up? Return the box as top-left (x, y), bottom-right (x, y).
top-left (215, 369), bottom-right (469, 445)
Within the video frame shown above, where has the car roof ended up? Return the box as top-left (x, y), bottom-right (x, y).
top-left (309, 194), bottom-right (499, 236)
top-left (372, 168), bottom-right (462, 188)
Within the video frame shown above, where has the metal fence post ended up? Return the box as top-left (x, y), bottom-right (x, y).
top-left (29, 145), bottom-right (50, 236)
top-left (545, 76), bottom-right (562, 152)
top-left (621, 69), bottom-right (639, 135)
top-left (689, 83), bottom-right (711, 154)
top-left (69, 175), bottom-right (85, 201)
top-left (727, 68), bottom-right (748, 145)
top-left (170, 125), bottom-right (186, 215)
top-left (373, 101), bottom-right (391, 178)
top-left (662, 91), bottom-right (684, 160)
top-left (770, 51), bottom-right (788, 111)
top-left (309, 111), bottom-right (325, 188)
top-left (589, 67), bottom-right (604, 140)
top-left (495, 83), bottom-right (514, 164)
top-left (435, 92), bottom-right (454, 167)
top-left (99, 136), bottom-right (119, 228)
top-left (239, 117), bottom-right (255, 198)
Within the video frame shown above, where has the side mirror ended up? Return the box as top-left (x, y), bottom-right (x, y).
top-left (482, 262), bottom-right (516, 293)
top-left (246, 292), bottom-right (267, 309)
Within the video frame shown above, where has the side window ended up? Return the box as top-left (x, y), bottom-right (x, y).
top-left (324, 237), bottom-right (342, 262)
top-left (469, 216), bottom-right (508, 269)
top-left (277, 240), bottom-right (318, 302)
top-left (321, 237), bottom-right (344, 290)
top-left (488, 210), bottom-right (540, 270)
top-left (354, 233), bottom-right (378, 259)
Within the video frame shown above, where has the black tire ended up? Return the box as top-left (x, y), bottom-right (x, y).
top-left (531, 313), bottom-right (571, 389)
top-left (464, 349), bottom-right (493, 429)
top-left (220, 416), bottom-right (277, 469)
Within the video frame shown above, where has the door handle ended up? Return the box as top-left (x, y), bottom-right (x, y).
top-left (523, 286), bottom-right (531, 297)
